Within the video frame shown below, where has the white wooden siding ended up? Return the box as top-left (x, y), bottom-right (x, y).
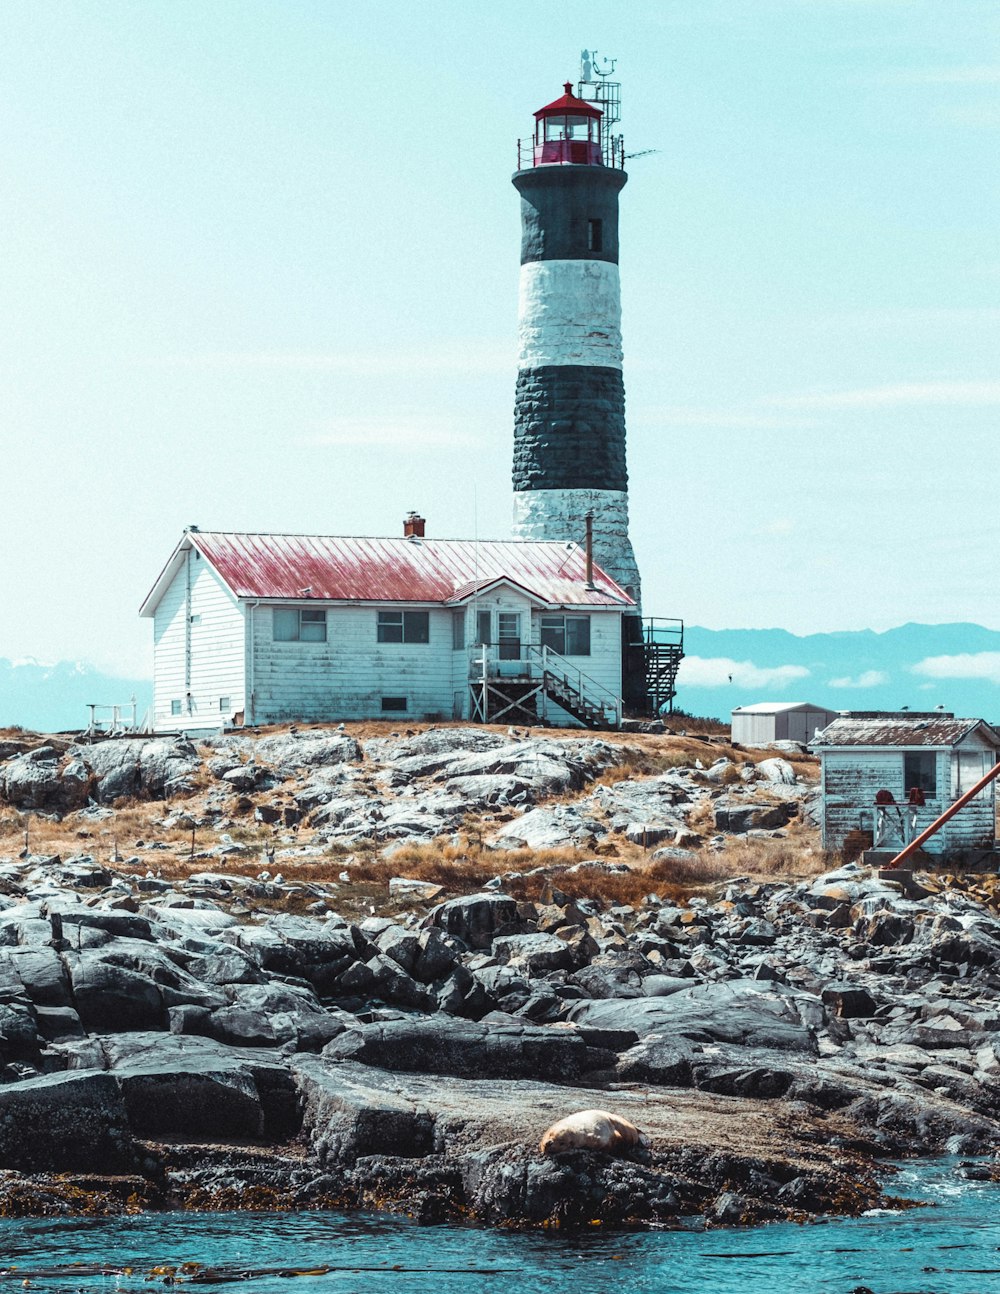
top-left (250, 604), bottom-right (457, 723)
top-left (821, 738), bottom-right (997, 854)
top-left (821, 751), bottom-right (902, 850)
top-left (942, 732), bottom-right (996, 851)
top-left (151, 553), bottom-right (246, 732)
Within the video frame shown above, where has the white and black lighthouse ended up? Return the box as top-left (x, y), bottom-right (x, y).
top-left (511, 81), bottom-right (641, 606)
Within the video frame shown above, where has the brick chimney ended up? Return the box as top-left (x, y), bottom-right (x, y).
top-left (403, 511), bottom-right (426, 538)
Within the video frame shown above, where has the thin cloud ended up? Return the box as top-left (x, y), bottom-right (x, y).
top-left (772, 382), bottom-right (1000, 410)
top-left (829, 670), bottom-right (889, 689)
top-left (912, 652), bottom-right (1000, 685)
top-left (301, 415), bottom-right (474, 448)
top-left (146, 343), bottom-right (513, 377)
top-left (757, 518), bottom-right (796, 537)
top-left (678, 656), bottom-right (810, 690)
top-left (634, 407), bottom-right (817, 430)
top-left (880, 66), bottom-right (1000, 85)
top-left (941, 105), bottom-right (1000, 129)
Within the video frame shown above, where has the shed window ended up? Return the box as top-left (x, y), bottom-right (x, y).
top-left (904, 752), bottom-right (937, 799)
top-left (377, 610), bottom-right (430, 644)
top-left (219, 696), bottom-right (231, 712)
top-left (170, 699), bottom-right (182, 716)
top-left (381, 696), bottom-right (408, 712)
top-left (540, 615), bottom-right (591, 656)
top-left (274, 608), bottom-right (327, 642)
top-left (452, 611), bottom-right (465, 650)
top-left (954, 750), bottom-right (993, 797)
top-left (588, 218), bottom-right (603, 252)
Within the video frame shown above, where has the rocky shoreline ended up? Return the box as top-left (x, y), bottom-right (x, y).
top-left (0, 724), bottom-right (998, 1227)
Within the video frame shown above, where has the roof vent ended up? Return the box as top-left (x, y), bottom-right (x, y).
top-left (404, 512), bottom-right (426, 539)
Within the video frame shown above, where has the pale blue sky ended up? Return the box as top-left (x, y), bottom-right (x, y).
top-left (1, 0), bottom-right (998, 678)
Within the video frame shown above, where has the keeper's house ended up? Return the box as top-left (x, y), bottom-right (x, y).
top-left (811, 712), bottom-right (1000, 859)
top-left (139, 520), bottom-right (634, 733)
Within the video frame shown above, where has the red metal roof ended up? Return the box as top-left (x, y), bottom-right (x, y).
top-left (813, 715), bottom-right (1000, 749)
top-left (142, 531), bottom-right (634, 613)
top-left (535, 83), bottom-right (602, 119)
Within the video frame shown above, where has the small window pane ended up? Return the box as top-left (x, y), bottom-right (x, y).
top-left (477, 611), bottom-right (492, 645)
top-left (381, 696), bottom-right (407, 712)
top-left (377, 611), bottom-right (403, 643)
top-left (170, 699), bottom-right (182, 716)
top-left (274, 608), bottom-right (299, 641)
top-left (452, 611), bottom-right (465, 650)
top-left (904, 752), bottom-right (937, 798)
top-left (300, 610), bottom-right (326, 642)
top-left (540, 616), bottom-right (565, 654)
top-left (219, 696), bottom-right (231, 712)
top-left (404, 611), bottom-right (429, 644)
top-left (565, 616), bottom-right (591, 656)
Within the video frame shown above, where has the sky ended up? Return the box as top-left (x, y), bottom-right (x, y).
top-left (1, 0), bottom-right (998, 682)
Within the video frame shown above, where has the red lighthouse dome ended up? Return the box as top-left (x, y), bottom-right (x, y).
top-left (531, 81), bottom-right (603, 167)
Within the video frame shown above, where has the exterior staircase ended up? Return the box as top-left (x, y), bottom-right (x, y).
top-left (469, 643), bottom-right (622, 730)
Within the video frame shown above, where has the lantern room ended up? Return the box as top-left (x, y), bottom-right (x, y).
top-left (530, 82), bottom-right (602, 166)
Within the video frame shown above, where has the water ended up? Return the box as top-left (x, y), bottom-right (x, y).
top-left (1, 1161), bottom-right (999, 1294)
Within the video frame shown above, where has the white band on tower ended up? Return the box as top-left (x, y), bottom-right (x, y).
top-left (517, 260), bottom-right (623, 370)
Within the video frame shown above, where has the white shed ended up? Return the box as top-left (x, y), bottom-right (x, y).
top-left (139, 525), bottom-right (635, 732)
top-left (811, 712), bottom-right (1000, 859)
top-left (731, 701), bottom-right (840, 747)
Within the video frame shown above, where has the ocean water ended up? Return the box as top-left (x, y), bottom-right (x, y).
top-left (1, 1160), bottom-right (998, 1294)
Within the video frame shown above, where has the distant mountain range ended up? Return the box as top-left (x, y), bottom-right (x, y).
top-left (0, 659), bottom-right (152, 735)
top-left (2, 622), bottom-right (999, 733)
top-left (679, 623), bottom-right (1000, 723)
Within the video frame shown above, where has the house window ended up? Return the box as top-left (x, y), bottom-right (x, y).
top-left (498, 612), bottom-right (521, 661)
top-left (588, 218), bottom-right (603, 252)
top-left (904, 752), bottom-right (937, 799)
top-left (274, 608), bottom-right (327, 642)
top-left (377, 610), bottom-right (429, 644)
top-left (452, 611), bottom-right (465, 650)
top-left (381, 695), bottom-right (408, 712)
top-left (170, 699), bottom-right (182, 716)
top-left (477, 610), bottom-right (492, 646)
top-left (219, 696), bottom-right (231, 712)
top-left (540, 614), bottom-right (591, 656)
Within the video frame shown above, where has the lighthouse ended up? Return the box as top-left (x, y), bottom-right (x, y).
top-left (511, 79), bottom-right (641, 606)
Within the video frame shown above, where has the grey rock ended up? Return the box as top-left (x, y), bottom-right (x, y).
top-left (0, 1070), bottom-right (136, 1172)
top-left (322, 1016), bottom-right (589, 1083)
top-left (425, 893), bottom-right (521, 950)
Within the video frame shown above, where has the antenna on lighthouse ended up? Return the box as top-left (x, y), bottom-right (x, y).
top-left (577, 50), bottom-right (622, 165)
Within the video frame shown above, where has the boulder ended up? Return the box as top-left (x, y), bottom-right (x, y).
top-left (68, 738), bottom-right (201, 802)
top-left (253, 732), bottom-right (361, 775)
top-left (490, 805), bottom-right (605, 850)
top-left (68, 953), bottom-right (164, 1031)
top-left (425, 893), bottom-right (521, 950)
top-left (0, 1070), bottom-right (136, 1172)
top-left (322, 1016), bottom-right (590, 1083)
top-left (567, 979), bottom-right (821, 1054)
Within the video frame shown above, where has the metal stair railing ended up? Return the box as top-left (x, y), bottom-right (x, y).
top-left (525, 644), bottom-right (623, 729)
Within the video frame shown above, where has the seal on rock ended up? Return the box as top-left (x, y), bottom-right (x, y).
top-left (538, 1109), bottom-right (648, 1157)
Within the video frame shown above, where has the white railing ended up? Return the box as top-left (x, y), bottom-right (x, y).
top-left (871, 799), bottom-right (940, 848)
top-left (85, 700), bottom-right (141, 738)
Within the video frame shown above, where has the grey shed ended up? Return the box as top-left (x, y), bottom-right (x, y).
top-left (731, 701), bottom-right (841, 746)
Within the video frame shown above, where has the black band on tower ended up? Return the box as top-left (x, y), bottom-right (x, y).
top-left (513, 364), bottom-right (628, 492)
top-left (513, 166), bottom-right (626, 265)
